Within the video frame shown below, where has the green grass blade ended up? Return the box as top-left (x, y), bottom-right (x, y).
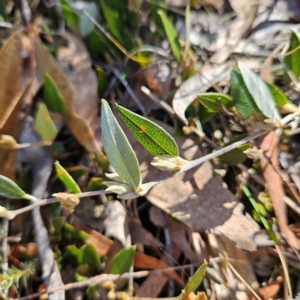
top-left (101, 100), bottom-right (141, 190)
top-left (117, 105), bottom-right (179, 157)
top-left (158, 9), bottom-right (182, 63)
top-left (54, 161), bottom-right (82, 193)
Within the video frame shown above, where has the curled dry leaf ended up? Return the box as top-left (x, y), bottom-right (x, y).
top-left (35, 34), bottom-right (106, 162)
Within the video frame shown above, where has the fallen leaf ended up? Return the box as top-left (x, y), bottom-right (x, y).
top-left (0, 30), bottom-right (35, 178)
top-left (149, 206), bottom-right (199, 262)
top-left (260, 131), bottom-right (300, 250)
top-left (210, 0), bottom-right (258, 64)
top-left (252, 276), bottom-right (283, 300)
top-left (71, 216), bottom-right (113, 256)
top-left (134, 251), bottom-right (185, 286)
top-left (172, 64), bottom-right (230, 123)
top-left (35, 34), bottom-right (106, 161)
top-left (128, 217), bottom-right (164, 248)
top-left (136, 245), bottom-right (182, 297)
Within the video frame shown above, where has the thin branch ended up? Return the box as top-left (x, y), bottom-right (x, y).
top-left (17, 263), bottom-right (201, 300)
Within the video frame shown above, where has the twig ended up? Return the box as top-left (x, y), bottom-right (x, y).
top-left (227, 262), bottom-right (262, 300)
top-left (159, 210), bottom-right (174, 297)
top-left (1, 199), bottom-right (9, 296)
top-left (275, 244), bottom-right (293, 299)
top-left (143, 130), bottom-right (266, 191)
top-left (17, 264), bottom-right (201, 300)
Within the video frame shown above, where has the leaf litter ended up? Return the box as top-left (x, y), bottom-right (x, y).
top-left (2, 0), bottom-right (300, 299)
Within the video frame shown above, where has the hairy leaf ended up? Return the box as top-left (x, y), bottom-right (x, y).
top-left (101, 100), bottom-right (141, 190)
top-left (238, 62), bottom-right (280, 120)
top-left (0, 175), bottom-right (30, 199)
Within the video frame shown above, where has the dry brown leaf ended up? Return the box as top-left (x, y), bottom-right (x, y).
top-left (35, 36), bottom-right (106, 161)
top-left (136, 245), bottom-right (182, 297)
top-left (121, 119), bottom-right (259, 251)
top-left (10, 243), bottom-right (38, 259)
top-left (128, 217), bottom-right (164, 248)
top-left (260, 132), bottom-right (300, 250)
top-left (210, 0), bottom-right (259, 64)
top-left (134, 251), bottom-right (185, 287)
top-left (71, 216), bottom-right (113, 256)
top-left (0, 30), bottom-right (35, 178)
top-left (252, 276), bottom-right (283, 300)
top-left (149, 206), bottom-right (199, 262)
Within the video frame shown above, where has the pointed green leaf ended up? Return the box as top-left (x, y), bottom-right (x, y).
top-left (110, 246), bottom-right (136, 275)
top-left (117, 105), bottom-right (179, 157)
top-left (54, 161), bottom-right (81, 194)
top-left (285, 31), bottom-right (300, 79)
top-left (266, 82), bottom-right (289, 107)
top-left (184, 261), bottom-right (208, 292)
top-left (101, 100), bottom-right (141, 190)
top-left (0, 175), bottom-right (29, 199)
top-left (158, 9), bottom-right (182, 63)
top-left (231, 67), bottom-right (261, 119)
top-left (198, 93), bottom-right (232, 113)
top-left (44, 74), bottom-right (65, 114)
top-left (238, 62), bottom-right (281, 120)
top-left (34, 103), bottom-right (58, 143)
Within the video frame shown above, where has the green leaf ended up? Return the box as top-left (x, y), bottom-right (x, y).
top-left (230, 68), bottom-right (261, 119)
top-left (0, 175), bottom-right (29, 199)
top-left (34, 103), bottom-right (58, 143)
top-left (79, 3), bottom-right (97, 37)
top-left (238, 62), bottom-right (281, 120)
top-left (79, 244), bottom-right (101, 273)
top-left (198, 93), bottom-right (232, 113)
top-left (158, 9), bottom-right (182, 63)
top-left (184, 261), bottom-right (208, 292)
top-left (54, 161), bottom-right (82, 193)
top-left (219, 143), bottom-right (251, 166)
top-left (101, 99), bottom-right (141, 190)
top-left (59, 0), bottom-right (80, 25)
top-left (116, 105), bottom-right (179, 157)
top-left (100, 0), bottom-right (123, 42)
top-left (266, 82), bottom-right (289, 107)
top-left (44, 74), bottom-right (65, 114)
top-left (285, 31), bottom-right (300, 79)
top-left (110, 246), bottom-right (136, 275)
